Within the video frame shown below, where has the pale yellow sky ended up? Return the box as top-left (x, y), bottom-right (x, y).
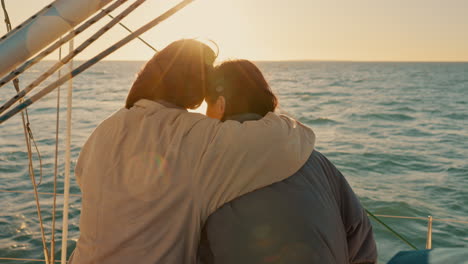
top-left (1, 0), bottom-right (468, 61)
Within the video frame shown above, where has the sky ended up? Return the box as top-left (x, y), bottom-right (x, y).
top-left (1, 0), bottom-right (468, 61)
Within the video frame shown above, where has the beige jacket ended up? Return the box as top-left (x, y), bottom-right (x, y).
top-left (69, 99), bottom-right (315, 264)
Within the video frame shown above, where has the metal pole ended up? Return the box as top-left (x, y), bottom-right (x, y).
top-left (0, 0), bottom-right (129, 90)
top-left (0, 0), bottom-right (144, 116)
top-left (60, 38), bottom-right (74, 264)
top-left (366, 209), bottom-right (418, 250)
top-left (0, 0), bottom-right (196, 125)
top-left (50, 41), bottom-right (63, 264)
top-left (0, 0), bottom-right (114, 78)
top-left (426, 215), bottom-right (433, 249)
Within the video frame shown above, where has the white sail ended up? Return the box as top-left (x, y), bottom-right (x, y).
top-left (0, 0), bottom-right (112, 79)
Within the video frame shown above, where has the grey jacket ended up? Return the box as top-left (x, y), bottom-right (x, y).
top-left (198, 116), bottom-right (377, 264)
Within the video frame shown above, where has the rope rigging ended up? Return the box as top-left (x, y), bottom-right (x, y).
top-left (1, 0), bottom-right (44, 187)
top-left (366, 209), bottom-right (418, 250)
top-left (0, 0), bottom-right (128, 91)
top-left (105, 11), bottom-right (158, 52)
top-left (50, 41), bottom-right (63, 264)
top-left (0, 0), bottom-right (146, 118)
top-left (1, 0), bottom-right (12, 31)
top-left (0, 0), bottom-right (196, 125)
top-left (1, 0), bottom-right (49, 263)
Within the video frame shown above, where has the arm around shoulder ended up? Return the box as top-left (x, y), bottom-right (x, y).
top-left (196, 112), bottom-right (316, 218)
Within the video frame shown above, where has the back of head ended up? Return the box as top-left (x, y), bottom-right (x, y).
top-left (206, 59), bottom-right (278, 119)
top-left (126, 39), bottom-right (216, 109)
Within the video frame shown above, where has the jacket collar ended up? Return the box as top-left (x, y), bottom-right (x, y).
top-left (225, 113), bottom-right (263, 123)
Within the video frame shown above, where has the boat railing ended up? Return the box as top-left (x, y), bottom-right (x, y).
top-left (370, 214), bottom-right (468, 249)
top-left (1, 188), bottom-right (467, 256)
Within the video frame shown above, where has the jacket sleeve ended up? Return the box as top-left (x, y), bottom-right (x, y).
top-left (329, 163), bottom-right (378, 264)
top-left (193, 112), bottom-right (315, 220)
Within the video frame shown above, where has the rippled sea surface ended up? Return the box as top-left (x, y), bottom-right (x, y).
top-left (0, 61), bottom-right (467, 263)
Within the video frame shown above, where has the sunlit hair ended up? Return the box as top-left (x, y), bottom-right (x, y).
top-left (125, 39), bottom-right (217, 109)
top-left (206, 59), bottom-right (278, 119)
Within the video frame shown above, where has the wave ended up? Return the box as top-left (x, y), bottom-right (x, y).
top-left (352, 79), bottom-right (366, 83)
top-left (84, 71), bottom-right (109, 76)
top-left (286, 91), bottom-right (332, 97)
top-left (390, 106), bottom-right (417, 113)
top-left (301, 116), bottom-right (339, 125)
top-left (320, 99), bottom-right (341, 105)
top-left (443, 113), bottom-right (467, 120)
top-left (354, 113), bottom-right (415, 121)
top-left (270, 78), bottom-right (298, 84)
top-left (399, 128), bottom-right (434, 137)
top-left (328, 81), bottom-right (343, 87)
top-left (378, 101), bottom-right (401, 106)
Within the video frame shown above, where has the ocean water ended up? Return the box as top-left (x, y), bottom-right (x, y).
top-left (0, 61), bottom-right (467, 263)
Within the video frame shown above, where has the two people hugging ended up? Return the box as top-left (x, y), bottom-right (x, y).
top-left (69, 39), bottom-right (377, 264)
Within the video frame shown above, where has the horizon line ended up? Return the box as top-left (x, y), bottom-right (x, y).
top-left (42, 59), bottom-right (468, 63)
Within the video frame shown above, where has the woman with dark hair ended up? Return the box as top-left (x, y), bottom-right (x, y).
top-left (69, 41), bottom-right (316, 264)
top-left (200, 60), bottom-right (377, 264)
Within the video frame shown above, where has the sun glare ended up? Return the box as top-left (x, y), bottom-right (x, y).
top-left (140, 0), bottom-right (252, 61)
top-left (189, 100), bottom-right (208, 114)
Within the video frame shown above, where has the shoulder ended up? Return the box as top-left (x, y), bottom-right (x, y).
top-left (283, 150), bottom-right (347, 195)
top-left (300, 150), bottom-right (338, 174)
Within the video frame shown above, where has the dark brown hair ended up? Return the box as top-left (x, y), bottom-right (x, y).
top-left (206, 60), bottom-right (278, 118)
top-left (125, 39), bottom-right (216, 109)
